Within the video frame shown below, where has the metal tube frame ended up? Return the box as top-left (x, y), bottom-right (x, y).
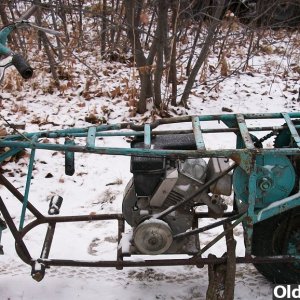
top-left (0, 112), bottom-right (300, 273)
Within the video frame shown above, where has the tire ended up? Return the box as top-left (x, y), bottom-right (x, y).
top-left (252, 208), bottom-right (300, 283)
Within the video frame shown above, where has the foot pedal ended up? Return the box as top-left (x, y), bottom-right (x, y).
top-left (48, 195), bottom-right (63, 215)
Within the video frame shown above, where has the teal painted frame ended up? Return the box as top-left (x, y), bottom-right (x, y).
top-left (1, 112), bottom-right (300, 252)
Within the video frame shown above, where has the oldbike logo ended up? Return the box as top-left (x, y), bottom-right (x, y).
top-left (273, 285), bottom-right (300, 299)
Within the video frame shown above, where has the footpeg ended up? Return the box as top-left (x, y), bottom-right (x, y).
top-left (48, 195), bottom-right (63, 215)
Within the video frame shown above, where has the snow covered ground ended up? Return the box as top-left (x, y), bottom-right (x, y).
top-left (0, 25), bottom-right (299, 299)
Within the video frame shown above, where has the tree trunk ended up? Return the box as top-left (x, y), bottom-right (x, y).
top-left (77, 0), bottom-right (84, 46)
top-left (0, 1), bottom-right (10, 26)
top-left (58, 0), bottom-right (70, 43)
top-left (153, 0), bottom-right (169, 109)
top-left (36, 6), bottom-right (59, 86)
top-left (169, 1), bottom-right (179, 106)
top-left (180, 0), bottom-right (225, 108)
top-left (101, 0), bottom-right (107, 55)
top-left (0, 1), bottom-right (20, 52)
top-left (124, 0), bottom-right (153, 114)
top-left (50, 3), bottom-right (63, 61)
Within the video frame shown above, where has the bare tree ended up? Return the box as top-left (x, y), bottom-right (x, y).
top-left (124, 0), bottom-right (155, 113)
top-left (180, 0), bottom-right (225, 108)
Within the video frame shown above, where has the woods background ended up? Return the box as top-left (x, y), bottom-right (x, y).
top-left (0, 0), bottom-right (299, 116)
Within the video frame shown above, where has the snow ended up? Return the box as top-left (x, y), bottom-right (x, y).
top-left (118, 230), bottom-right (133, 253)
top-left (177, 184), bottom-right (191, 192)
top-left (0, 24), bottom-right (299, 300)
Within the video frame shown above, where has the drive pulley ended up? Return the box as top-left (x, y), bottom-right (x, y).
top-left (133, 219), bottom-right (173, 255)
top-left (233, 154), bottom-right (296, 208)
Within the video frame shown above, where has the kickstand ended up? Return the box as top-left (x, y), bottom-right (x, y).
top-left (206, 222), bottom-right (237, 300)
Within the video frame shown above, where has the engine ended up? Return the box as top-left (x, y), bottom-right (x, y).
top-left (122, 134), bottom-right (232, 255)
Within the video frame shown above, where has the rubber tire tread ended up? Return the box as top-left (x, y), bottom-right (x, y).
top-left (252, 208), bottom-right (300, 283)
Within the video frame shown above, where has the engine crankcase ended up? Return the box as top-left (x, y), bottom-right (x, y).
top-left (233, 154), bottom-right (296, 208)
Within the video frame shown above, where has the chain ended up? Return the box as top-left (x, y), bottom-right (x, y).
top-left (254, 130), bottom-right (279, 147)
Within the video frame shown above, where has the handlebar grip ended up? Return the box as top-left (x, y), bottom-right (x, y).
top-left (11, 53), bottom-right (33, 79)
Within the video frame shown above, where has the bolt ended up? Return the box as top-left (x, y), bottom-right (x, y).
top-left (148, 236), bottom-right (158, 245)
top-left (259, 177), bottom-right (272, 191)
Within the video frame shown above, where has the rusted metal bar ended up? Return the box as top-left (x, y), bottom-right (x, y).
top-left (116, 218), bottom-right (125, 270)
top-left (223, 222), bottom-right (236, 300)
top-left (173, 212), bottom-right (245, 239)
top-left (206, 254), bottom-right (217, 299)
top-left (40, 222), bottom-right (56, 259)
top-left (206, 253), bottom-right (226, 300)
top-left (0, 197), bottom-right (32, 262)
top-left (192, 116), bottom-right (206, 150)
top-left (5, 124), bottom-right (300, 143)
top-left (35, 255), bottom-right (299, 268)
top-left (194, 211), bottom-right (238, 218)
top-left (32, 222), bottom-right (56, 282)
top-left (129, 112), bottom-right (300, 131)
top-left (4, 124), bottom-right (300, 141)
top-left (0, 174), bottom-right (44, 219)
top-left (86, 126), bottom-right (97, 148)
top-left (19, 213), bottom-right (124, 237)
top-left (153, 125), bottom-right (300, 136)
top-left (3, 112), bottom-right (300, 142)
top-left (197, 214), bottom-right (245, 256)
top-left (236, 114), bottom-right (255, 149)
top-left (43, 213), bottom-right (123, 222)
top-left (282, 112), bottom-right (300, 147)
top-left (2, 139), bottom-right (300, 159)
top-left (205, 223), bottom-right (236, 300)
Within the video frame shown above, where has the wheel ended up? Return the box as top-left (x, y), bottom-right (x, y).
top-left (252, 208), bottom-right (300, 283)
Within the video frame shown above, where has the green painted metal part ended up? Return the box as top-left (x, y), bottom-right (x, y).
top-left (19, 145), bottom-right (36, 230)
top-left (256, 191), bottom-right (300, 223)
top-left (233, 154), bottom-right (296, 208)
top-left (0, 24), bottom-right (16, 55)
top-left (144, 124), bottom-right (151, 148)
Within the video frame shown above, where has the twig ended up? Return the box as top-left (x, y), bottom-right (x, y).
top-left (0, 113), bottom-right (31, 141)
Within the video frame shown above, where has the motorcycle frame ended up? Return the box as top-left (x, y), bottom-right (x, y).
top-left (0, 112), bottom-right (300, 278)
